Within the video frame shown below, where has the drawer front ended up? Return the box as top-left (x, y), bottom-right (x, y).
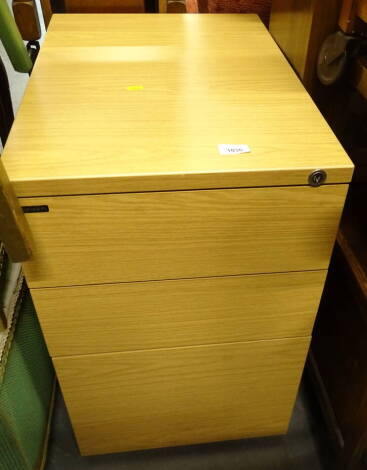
top-left (22, 185), bottom-right (347, 288)
top-left (54, 337), bottom-right (310, 455)
top-left (32, 270), bottom-right (325, 356)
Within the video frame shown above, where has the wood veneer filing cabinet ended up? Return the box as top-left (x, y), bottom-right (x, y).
top-left (2, 14), bottom-right (353, 456)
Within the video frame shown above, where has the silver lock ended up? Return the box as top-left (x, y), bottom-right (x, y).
top-left (308, 169), bottom-right (327, 187)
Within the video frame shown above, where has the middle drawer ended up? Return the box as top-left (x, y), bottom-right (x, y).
top-left (32, 270), bottom-right (325, 356)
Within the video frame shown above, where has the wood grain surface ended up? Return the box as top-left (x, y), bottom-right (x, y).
top-left (270, 0), bottom-right (343, 93)
top-left (339, 0), bottom-right (357, 32)
top-left (357, 0), bottom-right (367, 22)
top-left (32, 270), bottom-right (326, 356)
top-left (159, 0), bottom-right (167, 12)
top-left (2, 14), bottom-right (352, 197)
top-left (12, 0), bottom-right (42, 40)
top-left (23, 185), bottom-right (346, 288)
top-left (39, 0), bottom-right (52, 27)
top-left (54, 337), bottom-right (310, 455)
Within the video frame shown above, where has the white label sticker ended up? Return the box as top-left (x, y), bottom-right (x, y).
top-left (218, 144), bottom-right (251, 155)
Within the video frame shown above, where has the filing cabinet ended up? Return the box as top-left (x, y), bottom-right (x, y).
top-left (2, 14), bottom-right (353, 455)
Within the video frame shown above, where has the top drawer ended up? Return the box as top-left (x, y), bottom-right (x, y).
top-left (22, 185), bottom-right (347, 288)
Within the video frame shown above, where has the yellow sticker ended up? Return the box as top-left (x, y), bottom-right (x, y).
top-left (126, 85), bottom-right (144, 91)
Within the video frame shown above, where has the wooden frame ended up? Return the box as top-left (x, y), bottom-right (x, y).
top-left (339, 0), bottom-right (367, 32)
top-left (39, 0), bottom-right (148, 28)
top-left (159, 0), bottom-right (167, 12)
top-left (12, 0), bottom-right (41, 40)
top-left (40, 0), bottom-right (52, 27)
top-left (270, 0), bottom-right (343, 95)
top-left (0, 161), bottom-right (32, 262)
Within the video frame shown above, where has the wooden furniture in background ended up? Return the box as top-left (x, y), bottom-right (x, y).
top-left (186, 0), bottom-right (271, 24)
top-left (187, 0), bottom-right (200, 11)
top-left (159, 0), bottom-right (167, 12)
top-left (12, 0), bottom-right (41, 40)
top-left (1, 14), bottom-right (352, 455)
top-left (339, 0), bottom-right (357, 31)
top-left (167, 0), bottom-right (185, 12)
top-left (39, 0), bottom-right (146, 26)
top-left (338, 0), bottom-right (367, 101)
top-left (349, 1), bottom-right (367, 101)
top-left (269, 0), bottom-right (343, 96)
top-left (357, 0), bottom-right (367, 21)
top-left (339, 0), bottom-right (367, 32)
top-left (311, 189), bottom-right (367, 469)
top-left (62, 0), bottom-right (144, 12)
top-left (40, 0), bottom-right (52, 27)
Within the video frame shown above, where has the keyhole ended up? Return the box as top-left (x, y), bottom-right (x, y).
top-left (309, 170), bottom-right (327, 187)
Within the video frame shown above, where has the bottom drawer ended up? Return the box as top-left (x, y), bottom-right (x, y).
top-left (54, 337), bottom-right (310, 455)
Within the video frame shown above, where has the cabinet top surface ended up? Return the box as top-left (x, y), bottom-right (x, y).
top-left (3, 14), bottom-right (353, 197)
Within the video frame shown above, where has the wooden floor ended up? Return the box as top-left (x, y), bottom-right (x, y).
top-left (45, 375), bottom-right (335, 470)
